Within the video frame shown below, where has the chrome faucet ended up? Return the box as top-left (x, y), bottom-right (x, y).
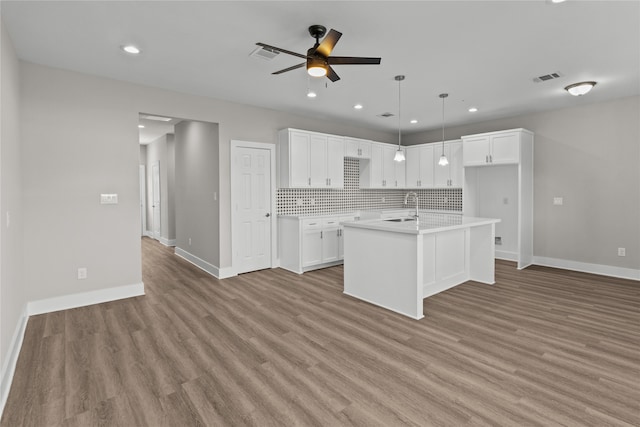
top-left (404, 192), bottom-right (419, 220)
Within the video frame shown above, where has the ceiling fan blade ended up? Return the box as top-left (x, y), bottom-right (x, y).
top-left (326, 66), bottom-right (340, 82)
top-left (315, 29), bottom-right (342, 57)
top-left (328, 56), bottom-right (382, 65)
top-left (255, 43), bottom-right (307, 59)
top-left (272, 62), bottom-right (306, 75)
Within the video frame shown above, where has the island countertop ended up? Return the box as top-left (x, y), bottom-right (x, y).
top-left (343, 213), bottom-right (500, 235)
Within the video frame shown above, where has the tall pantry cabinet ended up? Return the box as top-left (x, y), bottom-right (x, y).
top-left (462, 129), bottom-right (534, 269)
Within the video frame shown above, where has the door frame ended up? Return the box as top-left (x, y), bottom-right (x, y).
top-left (230, 140), bottom-right (277, 275)
top-left (151, 160), bottom-right (161, 241)
top-left (139, 165), bottom-right (147, 236)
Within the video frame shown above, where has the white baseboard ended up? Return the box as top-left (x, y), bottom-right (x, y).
top-left (175, 247), bottom-right (222, 279)
top-left (533, 256), bottom-right (640, 281)
top-left (0, 305), bottom-right (28, 419)
top-left (27, 282), bottom-right (145, 316)
top-left (218, 267), bottom-right (236, 279)
top-left (495, 249), bottom-right (518, 262)
top-left (159, 237), bottom-right (176, 247)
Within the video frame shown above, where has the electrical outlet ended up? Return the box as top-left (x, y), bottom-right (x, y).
top-left (77, 267), bottom-right (87, 280)
top-left (618, 247), bottom-right (626, 257)
top-left (381, 197), bottom-right (386, 203)
top-left (503, 197), bottom-right (509, 205)
top-left (310, 198), bottom-right (315, 205)
top-left (495, 237), bottom-right (502, 245)
top-left (553, 197), bottom-right (563, 206)
top-left (296, 198), bottom-right (303, 206)
top-left (189, 238), bottom-right (192, 246)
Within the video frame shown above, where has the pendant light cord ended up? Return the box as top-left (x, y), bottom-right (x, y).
top-left (395, 75), bottom-right (405, 149)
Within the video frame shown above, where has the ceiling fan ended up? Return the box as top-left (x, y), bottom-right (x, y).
top-left (256, 25), bottom-right (381, 82)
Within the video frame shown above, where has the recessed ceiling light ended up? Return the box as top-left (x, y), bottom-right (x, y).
top-left (468, 107), bottom-right (478, 113)
top-left (550, 0), bottom-right (566, 3)
top-left (354, 104), bottom-right (363, 110)
top-left (138, 125), bottom-right (145, 128)
top-left (565, 81), bottom-right (597, 96)
top-left (410, 119), bottom-right (417, 124)
top-left (307, 91), bottom-right (317, 98)
top-left (121, 45), bottom-right (141, 54)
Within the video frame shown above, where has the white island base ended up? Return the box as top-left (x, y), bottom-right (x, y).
top-left (343, 215), bottom-right (500, 320)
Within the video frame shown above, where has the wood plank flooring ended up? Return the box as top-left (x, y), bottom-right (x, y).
top-left (2, 237), bottom-right (639, 426)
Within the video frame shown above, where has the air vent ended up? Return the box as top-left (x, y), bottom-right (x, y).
top-left (140, 114), bottom-right (172, 122)
top-left (250, 46), bottom-right (280, 61)
top-left (378, 112), bottom-right (395, 118)
top-left (533, 71), bottom-right (563, 83)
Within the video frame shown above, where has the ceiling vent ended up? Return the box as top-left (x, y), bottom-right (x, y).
top-left (140, 114), bottom-right (172, 122)
top-left (378, 112), bottom-right (395, 118)
top-left (533, 72), bottom-right (563, 83)
top-left (250, 46), bottom-right (280, 61)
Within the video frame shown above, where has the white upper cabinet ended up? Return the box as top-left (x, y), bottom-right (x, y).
top-left (278, 129), bottom-right (310, 188)
top-left (462, 130), bottom-right (522, 166)
top-left (344, 137), bottom-right (371, 159)
top-left (360, 143), bottom-right (405, 188)
top-left (433, 140), bottom-right (463, 187)
top-left (278, 129), bottom-right (344, 188)
top-left (405, 144), bottom-right (434, 188)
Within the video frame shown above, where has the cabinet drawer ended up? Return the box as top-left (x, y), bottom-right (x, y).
top-left (322, 218), bottom-right (340, 227)
top-left (302, 219), bottom-right (323, 229)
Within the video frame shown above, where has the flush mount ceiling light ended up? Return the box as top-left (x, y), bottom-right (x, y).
top-left (438, 93), bottom-right (449, 167)
top-left (565, 81), bottom-right (597, 96)
top-left (393, 75), bottom-right (406, 162)
top-left (121, 44), bottom-right (141, 54)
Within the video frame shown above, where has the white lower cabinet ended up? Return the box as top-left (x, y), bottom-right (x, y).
top-left (279, 214), bottom-right (356, 274)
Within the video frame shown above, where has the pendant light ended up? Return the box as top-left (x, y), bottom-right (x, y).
top-left (394, 75), bottom-right (406, 162)
top-left (438, 93), bottom-right (449, 166)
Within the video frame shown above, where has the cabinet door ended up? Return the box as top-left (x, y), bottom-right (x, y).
top-left (405, 146), bottom-right (421, 188)
top-left (420, 145), bottom-right (435, 188)
top-left (302, 229), bottom-right (323, 267)
top-left (368, 143), bottom-right (385, 188)
top-left (309, 134), bottom-right (328, 187)
top-left (382, 145), bottom-right (397, 187)
top-left (344, 138), bottom-right (359, 158)
top-left (491, 132), bottom-right (520, 164)
top-left (359, 141), bottom-right (372, 159)
top-left (326, 136), bottom-right (344, 188)
top-left (395, 148), bottom-right (406, 188)
top-left (288, 131), bottom-right (310, 187)
top-left (433, 143), bottom-right (450, 187)
top-left (463, 136), bottom-right (490, 166)
top-left (322, 227), bottom-right (340, 263)
top-left (448, 140), bottom-right (463, 186)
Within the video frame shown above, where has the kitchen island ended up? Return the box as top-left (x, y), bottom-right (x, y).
top-left (343, 213), bottom-right (500, 319)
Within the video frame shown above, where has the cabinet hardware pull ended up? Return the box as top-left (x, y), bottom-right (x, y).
top-left (320, 231), bottom-right (323, 238)
top-left (486, 155), bottom-right (489, 163)
top-left (329, 178), bottom-right (331, 185)
top-left (490, 155), bottom-right (493, 163)
top-left (308, 177), bottom-right (311, 185)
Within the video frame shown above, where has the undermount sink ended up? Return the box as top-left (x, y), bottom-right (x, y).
top-left (384, 217), bottom-right (416, 222)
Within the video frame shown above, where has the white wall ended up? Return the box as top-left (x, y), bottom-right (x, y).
top-left (0, 18), bottom-right (26, 410)
top-left (174, 121), bottom-right (219, 266)
top-left (404, 96), bottom-right (640, 271)
top-left (19, 60), bottom-right (395, 302)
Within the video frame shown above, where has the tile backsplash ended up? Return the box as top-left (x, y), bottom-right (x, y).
top-left (277, 158), bottom-right (462, 216)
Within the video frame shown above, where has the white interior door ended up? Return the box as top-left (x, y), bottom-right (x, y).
top-left (151, 161), bottom-right (161, 241)
top-left (139, 165), bottom-right (146, 236)
top-left (232, 145), bottom-right (272, 274)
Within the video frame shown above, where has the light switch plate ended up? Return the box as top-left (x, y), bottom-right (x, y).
top-left (100, 194), bottom-right (118, 204)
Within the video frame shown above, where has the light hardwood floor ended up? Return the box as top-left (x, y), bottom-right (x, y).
top-left (2, 237), bottom-right (639, 426)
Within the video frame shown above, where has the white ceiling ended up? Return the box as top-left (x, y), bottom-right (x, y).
top-left (3, 1), bottom-right (639, 136)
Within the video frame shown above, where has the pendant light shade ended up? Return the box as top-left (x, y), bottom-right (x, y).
top-left (438, 93), bottom-right (449, 166)
top-left (394, 75), bottom-right (406, 162)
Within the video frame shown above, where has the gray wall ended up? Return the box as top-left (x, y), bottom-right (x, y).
top-left (175, 121), bottom-right (219, 265)
top-left (144, 134), bottom-right (175, 242)
top-left (404, 96), bottom-right (640, 270)
top-left (0, 19), bottom-right (26, 397)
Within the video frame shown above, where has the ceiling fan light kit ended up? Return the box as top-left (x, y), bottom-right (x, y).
top-left (256, 25), bottom-right (381, 82)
